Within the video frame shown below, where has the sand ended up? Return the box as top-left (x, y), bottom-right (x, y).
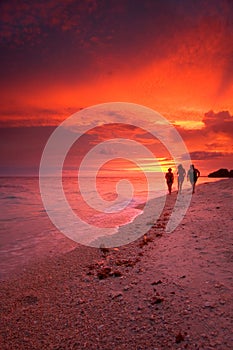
top-left (1, 179), bottom-right (233, 349)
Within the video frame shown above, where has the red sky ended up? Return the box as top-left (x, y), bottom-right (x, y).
top-left (0, 0), bottom-right (233, 176)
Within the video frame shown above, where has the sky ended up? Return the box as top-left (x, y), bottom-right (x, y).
top-left (0, 0), bottom-right (233, 176)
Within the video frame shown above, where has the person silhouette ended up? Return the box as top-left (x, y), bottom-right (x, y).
top-left (165, 168), bottom-right (174, 194)
top-left (187, 164), bottom-right (200, 194)
top-left (177, 164), bottom-right (186, 193)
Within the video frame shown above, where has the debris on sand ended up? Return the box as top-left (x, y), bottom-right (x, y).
top-left (175, 331), bottom-right (185, 343)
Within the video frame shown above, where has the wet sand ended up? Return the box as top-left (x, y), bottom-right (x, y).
top-left (1, 179), bottom-right (233, 349)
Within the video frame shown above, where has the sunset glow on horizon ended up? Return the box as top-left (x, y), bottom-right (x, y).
top-left (1, 0), bottom-right (233, 176)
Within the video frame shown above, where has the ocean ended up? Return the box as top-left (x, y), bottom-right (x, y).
top-left (0, 175), bottom-right (220, 278)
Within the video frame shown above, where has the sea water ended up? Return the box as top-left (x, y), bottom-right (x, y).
top-left (0, 175), bottom-right (220, 278)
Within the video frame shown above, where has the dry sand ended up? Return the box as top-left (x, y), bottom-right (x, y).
top-left (1, 179), bottom-right (233, 349)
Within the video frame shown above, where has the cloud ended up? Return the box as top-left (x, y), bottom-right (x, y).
top-left (177, 109), bottom-right (233, 139)
top-left (188, 151), bottom-right (227, 160)
top-left (0, 126), bottom-right (55, 175)
top-left (0, 106), bottom-right (81, 127)
top-left (1, 0), bottom-right (233, 77)
top-left (175, 109), bottom-right (233, 163)
top-left (203, 110), bottom-right (233, 137)
top-left (1, 0), bottom-right (233, 126)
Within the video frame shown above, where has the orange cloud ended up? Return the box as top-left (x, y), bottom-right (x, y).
top-left (1, 1), bottom-right (233, 176)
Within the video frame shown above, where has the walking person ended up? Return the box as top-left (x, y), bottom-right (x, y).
top-left (187, 164), bottom-right (200, 194)
top-left (165, 168), bottom-right (174, 195)
top-left (177, 164), bottom-right (186, 193)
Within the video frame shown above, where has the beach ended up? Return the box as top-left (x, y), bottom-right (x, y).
top-left (1, 178), bottom-right (233, 349)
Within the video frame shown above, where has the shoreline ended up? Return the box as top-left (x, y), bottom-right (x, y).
top-left (0, 176), bottom-right (226, 281)
top-left (88, 176), bottom-right (224, 247)
top-left (1, 178), bottom-right (233, 349)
